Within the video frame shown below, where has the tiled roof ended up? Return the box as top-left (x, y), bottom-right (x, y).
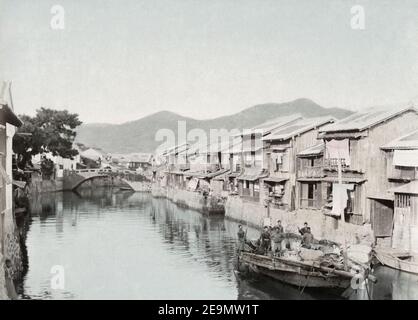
top-left (237, 168), bottom-right (268, 181)
top-left (297, 142), bottom-right (325, 157)
top-left (238, 114), bottom-right (302, 137)
top-left (319, 105), bottom-right (418, 133)
top-left (381, 129), bottom-right (418, 150)
top-left (263, 116), bottom-right (334, 141)
top-left (0, 81), bottom-right (22, 127)
top-left (389, 180), bottom-right (418, 195)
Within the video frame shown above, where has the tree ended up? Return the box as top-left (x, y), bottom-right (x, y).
top-left (13, 108), bottom-right (82, 169)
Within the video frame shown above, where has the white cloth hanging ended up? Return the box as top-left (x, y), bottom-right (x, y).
top-left (330, 183), bottom-right (354, 217)
top-left (325, 139), bottom-right (351, 166)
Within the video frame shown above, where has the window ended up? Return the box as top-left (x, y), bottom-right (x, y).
top-left (300, 182), bottom-right (318, 208)
top-left (254, 182), bottom-right (259, 192)
top-left (396, 194), bottom-right (411, 208)
top-left (271, 152), bottom-right (283, 172)
top-left (308, 183), bottom-right (315, 199)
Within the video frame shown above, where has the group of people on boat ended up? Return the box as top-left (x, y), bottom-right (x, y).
top-left (237, 221), bottom-right (315, 256)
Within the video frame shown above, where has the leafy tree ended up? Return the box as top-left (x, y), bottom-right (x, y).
top-left (13, 108), bottom-right (82, 169)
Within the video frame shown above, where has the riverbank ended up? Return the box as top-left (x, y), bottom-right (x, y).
top-left (150, 182), bottom-right (373, 247)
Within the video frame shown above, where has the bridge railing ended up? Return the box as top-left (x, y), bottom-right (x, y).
top-left (72, 169), bottom-right (113, 174)
top-left (65, 168), bottom-right (149, 179)
top-left (65, 168), bottom-right (113, 175)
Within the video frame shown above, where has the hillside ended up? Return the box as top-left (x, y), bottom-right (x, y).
top-left (75, 98), bottom-right (352, 153)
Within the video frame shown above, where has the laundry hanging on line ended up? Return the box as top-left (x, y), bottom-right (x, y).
top-left (325, 139), bottom-right (351, 166)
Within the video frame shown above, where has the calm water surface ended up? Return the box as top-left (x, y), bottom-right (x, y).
top-left (20, 188), bottom-right (418, 300)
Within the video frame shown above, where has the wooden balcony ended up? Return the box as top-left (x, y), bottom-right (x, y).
top-left (297, 166), bottom-right (324, 179)
top-left (268, 171), bottom-right (290, 180)
top-left (322, 159), bottom-right (364, 174)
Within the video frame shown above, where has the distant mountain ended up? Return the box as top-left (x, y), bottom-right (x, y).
top-left (75, 98), bottom-right (352, 153)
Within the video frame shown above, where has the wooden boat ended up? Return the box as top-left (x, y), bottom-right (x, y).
top-left (238, 251), bottom-right (368, 290)
top-left (373, 247), bottom-right (418, 274)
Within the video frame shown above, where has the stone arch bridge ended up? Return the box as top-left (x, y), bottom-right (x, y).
top-left (63, 169), bottom-right (149, 191)
top-left (63, 169), bottom-right (113, 191)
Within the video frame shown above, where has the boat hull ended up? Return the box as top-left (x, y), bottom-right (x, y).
top-left (251, 265), bottom-right (350, 289)
top-left (374, 249), bottom-right (418, 275)
top-left (239, 252), bottom-right (354, 289)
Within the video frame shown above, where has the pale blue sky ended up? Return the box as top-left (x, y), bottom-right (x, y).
top-left (1, 0), bottom-right (418, 123)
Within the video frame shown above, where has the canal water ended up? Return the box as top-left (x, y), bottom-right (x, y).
top-left (19, 188), bottom-right (418, 300)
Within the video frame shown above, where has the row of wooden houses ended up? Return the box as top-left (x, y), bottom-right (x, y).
top-left (153, 103), bottom-right (418, 251)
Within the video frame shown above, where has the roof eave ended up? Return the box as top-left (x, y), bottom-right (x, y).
top-left (0, 103), bottom-right (23, 127)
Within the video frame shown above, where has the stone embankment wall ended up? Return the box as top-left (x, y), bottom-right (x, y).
top-left (225, 195), bottom-right (373, 246)
top-left (0, 208), bottom-right (24, 299)
top-left (0, 253), bottom-right (7, 299)
top-left (28, 179), bottom-right (64, 194)
top-left (151, 185), bottom-right (225, 214)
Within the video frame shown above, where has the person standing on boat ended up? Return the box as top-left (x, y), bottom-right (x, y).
top-left (301, 227), bottom-right (314, 249)
top-left (298, 222), bottom-right (309, 236)
top-left (237, 225), bottom-right (246, 252)
top-left (275, 220), bottom-right (284, 234)
top-left (270, 220), bottom-right (283, 256)
top-left (260, 226), bottom-right (271, 254)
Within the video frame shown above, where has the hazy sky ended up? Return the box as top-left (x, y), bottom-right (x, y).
top-left (1, 0), bottom-right (418, 124)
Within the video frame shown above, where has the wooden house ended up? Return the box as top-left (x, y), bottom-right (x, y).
top-left (318, 105), bottom-right (418, 227)
top-left (236, 115), bottom-right (302, 203)
top-left (262, 116), bottom-right (335, 211)
top-left (184, 140), bottom-right (231, 195)
top-left (126, 153), bottom-right (154, 171)
top-left (208, 139), bottom-right (244, 195)
top-left (296, 142), bottom-right (326, 209)
top-left (380, 130), bottom-right (418, 251)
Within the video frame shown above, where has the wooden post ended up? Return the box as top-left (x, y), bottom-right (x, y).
top-left (338, 157), bottom-right (349, 270)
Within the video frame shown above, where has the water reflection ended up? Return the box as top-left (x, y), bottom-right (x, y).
top-left (21, 188), bottom-right (418, 300)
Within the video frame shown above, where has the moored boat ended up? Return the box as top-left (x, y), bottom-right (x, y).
top-left (238, 251), bottom-right (367, 290)
top-left (373, 247), bottom-right (418, 274)
top-left (236, 234), bottom-right (375, 292)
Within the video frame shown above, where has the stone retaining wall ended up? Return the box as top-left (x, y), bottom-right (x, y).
top-left (151, 185), bottom-right (225, 214)
top-left (0, 253), bottom-right (7, 299)
top-left (225, 195), bottom-right (373, 246)
top-left (1, 208), bottom-right (23, 299)
top-left (28, 179), bottom-right (64, 194)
